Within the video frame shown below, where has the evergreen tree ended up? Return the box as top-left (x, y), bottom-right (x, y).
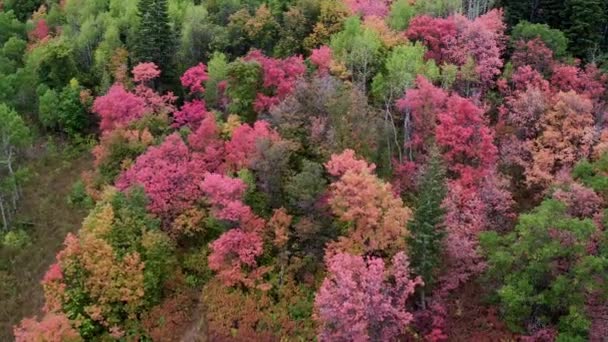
top-left (134, 0), bottom-right (176, 82)
top-left (407, 146), bottom-right (447, 308)
top-left (564, 0), bottom-right (606, 59)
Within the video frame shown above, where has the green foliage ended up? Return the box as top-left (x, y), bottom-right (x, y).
top-left (2, 229), bottom-right (31, 249)
top-left (36, 39), bottom-right (79, 89)
top-left (134, 0), bottom-right (177, 81)
top-left (3, 0), bottom-right (43, 22)
top-left (176, 4), bottom-right (214, 69)
top-left (0, 10), bottom-right (25, 45)
top-left (38, 79), bottom-right (90, 138)
top-left (511, 21), bottom-right (569, 58)
top-left (285, 160), bottom-right (327, 214)
top-left (226, 59), bottom-right (262, 122)
top-left (387, 0), bottom-right (417, 31)
top-left (573, 154), bottom-right (608, 196)
top-left (205, 52), bottom-right (229, 108)
top-left (480, 199), bottom-right (608, 338)
top-left (68, 180), bottom-right (94, 209)
top-left (330, 16), bottom-right (383, 87)
top-left (372, 42), bottom-right (439, 105)
top-left (564, 0), bottom-right (606, 59)
top-left (407, 147), bottom-right (446, 293)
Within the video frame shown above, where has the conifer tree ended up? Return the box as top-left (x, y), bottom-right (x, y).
top-left (564, 0), bottom-right (606, 59)
top-left (407, 146), bottom-right (446, 308)
top-left (134, 0), bottom-right (176, 82)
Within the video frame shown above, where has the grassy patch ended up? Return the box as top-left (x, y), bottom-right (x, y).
top-left (0, 141), bottom-right (92, 340)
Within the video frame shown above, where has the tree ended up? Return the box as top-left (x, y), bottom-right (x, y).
top-left (0, 10), bottom-right (26, 45)
top-left (314, 252), bottom-right (421, 341)
top-left (407, 147), bottom-right (446, 307)
top-left (38, 79), bottom-right (90, 138)
top-left (372, 43), bottom-right (439, 163)
top-left (325, 150), bottom-right (412, 256)
top-left (29, 189), bottom-right (175, 340)
top-left (387, 0), bottom-right (417, 31)
top-left (526, 91), bottom-right (595, 188)
top-left (480, 199), bottom-right (607, 340)
top-left (14, 313), bottom-right (81, 342)
top-left (435, 94), bottom-right (497, 184)
top-left (117, 133), bottom-right (207, 222)
top-left (343, 0), bottom-right (391, 18)
top-left (92, 84), bottom-right (146, 132)
top-left (244, 50), bottom-right (306, 114)
top-left (207, 229), bottom-right (270, 289)
top-left (0, 103), bottom-right (31, 231)
top-left (134, 0), bottom-right (176, 81)
top-left (396, 76), bottom-right (449, 164)
top-left (225, 59), bottom-right (263, 123)
top-left (511, 21), bottom-right (569, 58)
top-left (564, 0), bottom-right (606, 59)
top-left (330, 17), bottom-right (383, 89)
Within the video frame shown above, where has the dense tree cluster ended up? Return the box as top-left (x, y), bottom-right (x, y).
top-left (2, 0), bottom-right (608, 341)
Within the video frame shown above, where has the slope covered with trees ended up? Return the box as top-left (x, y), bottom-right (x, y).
top-left (1, 0), bottom-right (608, 341)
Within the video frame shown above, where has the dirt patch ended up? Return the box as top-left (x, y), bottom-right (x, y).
top-left (0, 146), bottom-right (91, 341)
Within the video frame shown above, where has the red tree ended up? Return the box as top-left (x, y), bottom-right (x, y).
top-left (92, 84), bottom-right (146, 132)
top-left (310, 46), bottom-right (333, 75)
top-left (435, 95), bottom-right (497, 184)
top-left (224, 120), bottom-right (280, 171)
top-left (181, 63), bottom-right (209, 94)
top-left (245, 50), bottom-right (306, 113)
top-left (116, 133), bottom-right (206, 220)
top-left (314, 252), bottom-right (421, 341)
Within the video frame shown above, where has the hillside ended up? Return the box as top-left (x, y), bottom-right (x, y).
top-left (1, 0), bottom-right (608, 341)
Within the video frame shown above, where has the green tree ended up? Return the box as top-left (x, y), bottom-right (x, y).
top-left (0, 103), bottom-right (31, 230)
top-left (205, 51), bottom-right (229, 108)
top-left (134, 0), bottom-right (177, 81)
top-left (407, 147), bottom-right (446, 308)
top-left (480, 199), bottom-right (608, 339)
top-left (511, 21), bottom-right (569, 58)
top-left (3, 0), bottom-right (44, 21)
top-left (564, 0), bottom-right (606, 59)
top-left (226, 59), bottom-right (262, 123)
top-left (330, 17), bottom-right (383, 90)
top-left (387, 0), bottom-right (417, 31)
top-left (371, 42), bottom-right (438, 163)
top-left (0, 10), bottom-right (25, 45)
top-left (39, 79), bottom-right (90, 138)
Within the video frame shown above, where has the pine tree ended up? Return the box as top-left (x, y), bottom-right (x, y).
top-left (407, 146), bottom-right (446, 308)
top-left (134, 0), bottom-right (176, 82)
top-left (564, 0), bottom-right (606, 59)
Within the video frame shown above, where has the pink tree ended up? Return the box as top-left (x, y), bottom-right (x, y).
top-left (310, 46), bottom-right (333, 75)
top-left (29, 18), bottom-right (50, 42)
top-left (14, 313), bottom-right (80, 342)
top-left (343, 0), bottom-right (390, 18)
top-left (116, 133), bottom-right (207, 220)
top-left (181, 63), bottom-right (209, 94)
top-left (511, 38), bottom-right (554, 74)
top-left (207, 229), bottom-right (270, 289)
top-left (245, 50), bottom-right (306, 113)
top-left (132, 62), bottom-right (161, 83)
top-left (435, 94), bottom-right (497, 184)
top-left (314, 252), bottom-right (421, 341)
top-left (407, 10), bottom-right (506, 92)
top-left (92, 84), bottom-right (146, 132)
top-left (324, 148), bottom-right (376, 178)
top-left (396, 76), bottom-right (449, 161)
top-left (173, 100), bottom-right (210, 129)
top-left (224, 120), bottom-right (280, 171)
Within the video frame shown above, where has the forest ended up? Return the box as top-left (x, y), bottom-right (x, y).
top-left (0, 0), bottom-right (608, 341)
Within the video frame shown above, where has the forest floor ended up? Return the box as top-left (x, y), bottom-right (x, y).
top-left (0, 141), bottom-right (91, 341)
top-left (445, 280), bottom-right (518, 341)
